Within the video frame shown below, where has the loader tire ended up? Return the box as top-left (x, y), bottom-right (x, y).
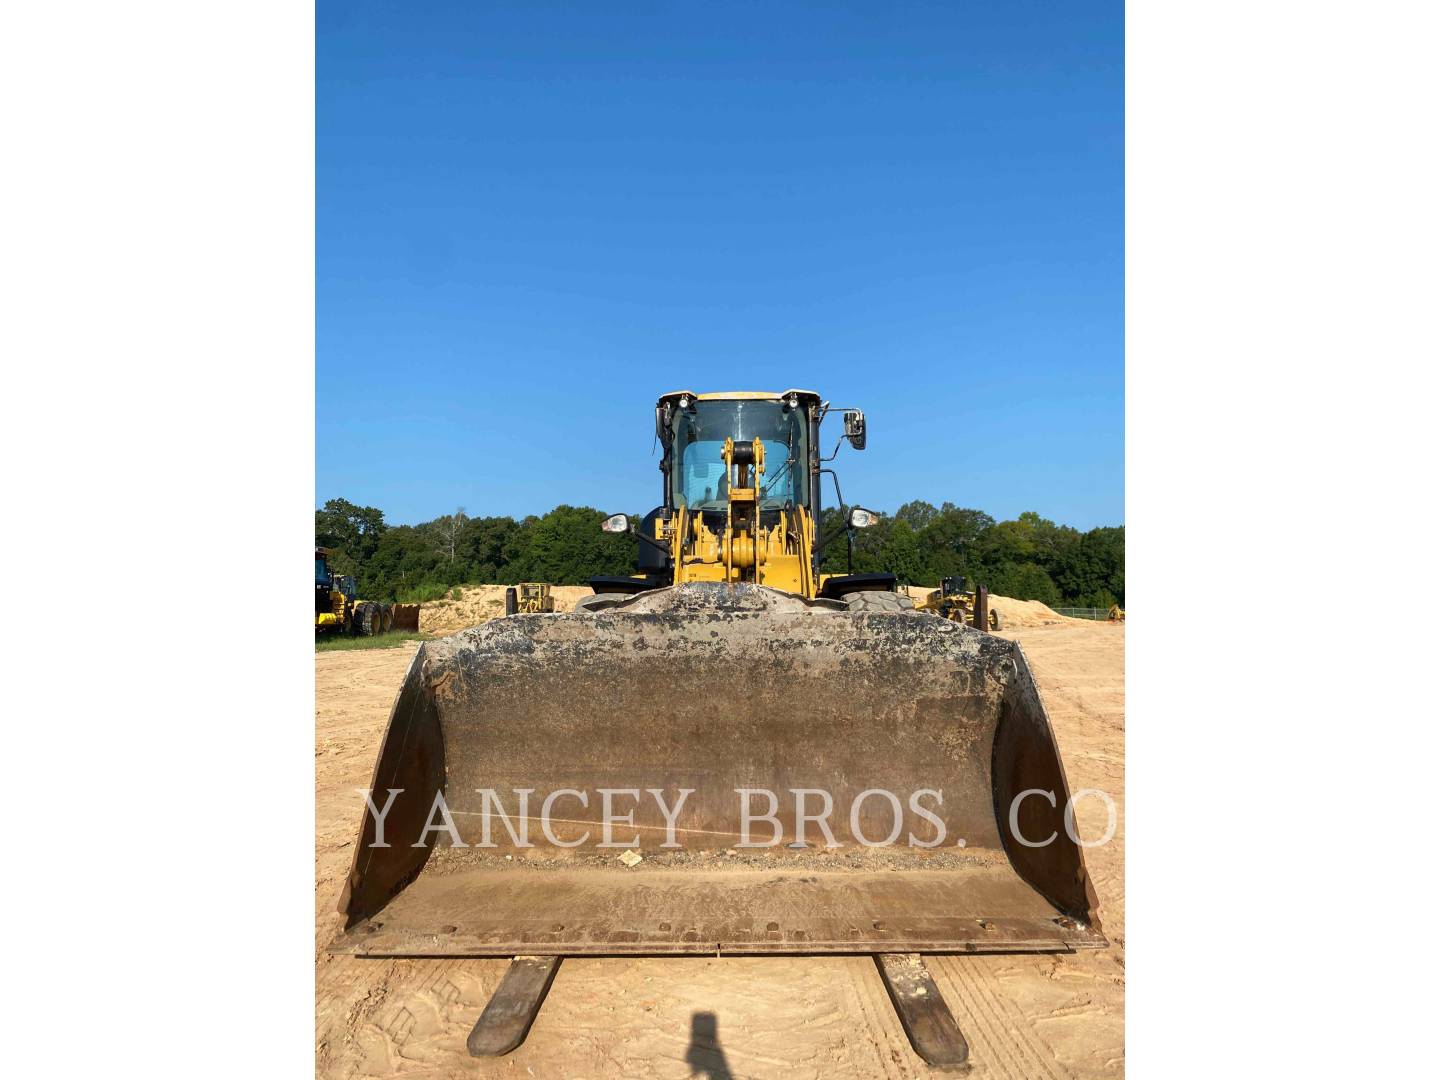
top-left (360, 602), bottom-right (384, 636)
top-left (382, 607), bottom-right (393, 633)
top-left (990, 609), bottom-right (1004, 631)
top-left (573, 594), bottom-right (627, 614)
top-left (841, 590), bottom-right (915, 613)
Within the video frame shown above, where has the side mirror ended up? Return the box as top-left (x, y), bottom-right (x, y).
top-left (601, 513), bottom-right (630, 534)
top-left (844, 409), bottom-right (867, 450)
top-left (848, 507), bottom-right (879, 529)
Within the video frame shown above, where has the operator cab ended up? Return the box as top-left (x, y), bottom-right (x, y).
top-left (662, 392), bottom-right (815, 513)
top-left (591, 390), bottom-right (881, 598)
top-left (316, 548), bottom-right (334, 615)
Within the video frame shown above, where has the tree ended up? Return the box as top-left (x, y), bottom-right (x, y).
top-left (435, 506), bottom-right (467, 563)
top-left (886, 519), bottom-right (929, 586)
top-left (893, 500), bottom-right (939, 532)
top-left (502, 505), bottom-right (635, 584)
top-left (315, 498), bottom-right (387, 573)
top-left (993, 562), bottom-right (1062, 605)
top-left (461, 515), bottom-right (520, 582)
top-left (315, 495), bottom-right (1123, 607)
top-left (921, 504), bottom-right (994, 579)
top-left (1054, 526), bottom-right (1125, 606)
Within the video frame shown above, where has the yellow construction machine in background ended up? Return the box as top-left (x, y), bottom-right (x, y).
top-left (315, 547), bottom-right (391, 636)
top-left (502, 582), bottom-right (557, 615)
top-left (917, 575), bottom-right (1004, 631)
top-left (516, 583), bottom-right (555, 613)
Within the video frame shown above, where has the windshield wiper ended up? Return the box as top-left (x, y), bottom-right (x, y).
top-left (761, 456), bottom-right (796, 501)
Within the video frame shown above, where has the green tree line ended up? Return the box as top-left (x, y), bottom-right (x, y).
top-left (317, 497), bottom-right (1123, 608)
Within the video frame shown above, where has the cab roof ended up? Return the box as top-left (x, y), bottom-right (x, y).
top-left (657, 389), bottom-right (821, 405)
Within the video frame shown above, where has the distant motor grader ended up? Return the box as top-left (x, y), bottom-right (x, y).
top-left (516, 583), bottom-right (555, 613)
top-left (502, 583), bottom-right (556, 615)
top-left (917, 575), bottom-right (1004, 632)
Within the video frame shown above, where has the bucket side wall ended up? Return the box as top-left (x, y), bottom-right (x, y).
top-left (992, 645), bottom-right (1102, 927)
top-left (337, 645), bottom-right (446, 926)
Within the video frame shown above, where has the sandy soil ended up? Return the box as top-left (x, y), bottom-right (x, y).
top-left (420, 585), bottom-right (595, 636)
top-left (426, 585), bottom-right (1081, 637)
top-left (902, 587), bottom-right (1086, 629)
top-left (316, 609), bottom-right (1124, 1078)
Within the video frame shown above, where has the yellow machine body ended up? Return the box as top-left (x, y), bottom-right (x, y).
top-left (651, 391), bottom-right (820, 597)
top-left (658, 436), bottom-right (817, 596)
top-left (917, 577), bottom-right (1003, 632)
top-left (316, 546), bottom-right (390, 636)
top-left (516, 583), bottom-right (555, 613)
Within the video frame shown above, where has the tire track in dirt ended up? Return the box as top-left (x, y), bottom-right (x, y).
top-left (933, 954), bottom-right (1069, 1079)
top-left (839, 956), bottom-right (928, 1079)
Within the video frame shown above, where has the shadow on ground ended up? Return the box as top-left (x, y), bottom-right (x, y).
top-left (685, 1011), bottom-right (733, 1079)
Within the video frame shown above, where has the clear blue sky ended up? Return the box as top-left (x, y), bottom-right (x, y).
top-left (318, 1), bottom-right (1122, 530)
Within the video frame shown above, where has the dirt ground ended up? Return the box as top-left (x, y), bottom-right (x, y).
top-left (419, 585), bottom-right (595, 636)
top-left (315, 606), bottom-right (1124, 1078)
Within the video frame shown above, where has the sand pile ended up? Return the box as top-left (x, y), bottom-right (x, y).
top-left (988, 596), bottom-right (1077, 626)
top-left (423, 583), bottom-right (1078, 635)
top-left (903, 586), bottom-right (1078, 627)
top-left (419, 584), bottom-right (595, 635)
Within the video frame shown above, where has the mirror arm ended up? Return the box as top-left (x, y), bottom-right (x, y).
top-left (815, 523), bottom-right (848, 555)
top-left (814, 468), bottom-right (850, 555)
top-left (817, 404), bottom-right (862, 462)
top-left (632, 527), bottom-right (670, 558)
top-left (823, 468), bottom-right (845, 514)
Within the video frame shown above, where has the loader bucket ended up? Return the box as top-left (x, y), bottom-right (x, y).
top-left (332, 583), bottom-right (1104, 957)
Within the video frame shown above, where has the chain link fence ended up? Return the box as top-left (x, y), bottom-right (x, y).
top-left (1053, 606), bottom-right (1112, 621)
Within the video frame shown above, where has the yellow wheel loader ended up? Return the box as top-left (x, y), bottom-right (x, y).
top-left (315, 548), bottom-right (391, 636)
top-left (332, 391), bottom-right (1104, 1069)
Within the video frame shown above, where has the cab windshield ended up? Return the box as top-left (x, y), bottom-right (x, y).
top-left (316, 556), bottom-right (331, 587)
top-left (670, 399), bottom-right (809, 511)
